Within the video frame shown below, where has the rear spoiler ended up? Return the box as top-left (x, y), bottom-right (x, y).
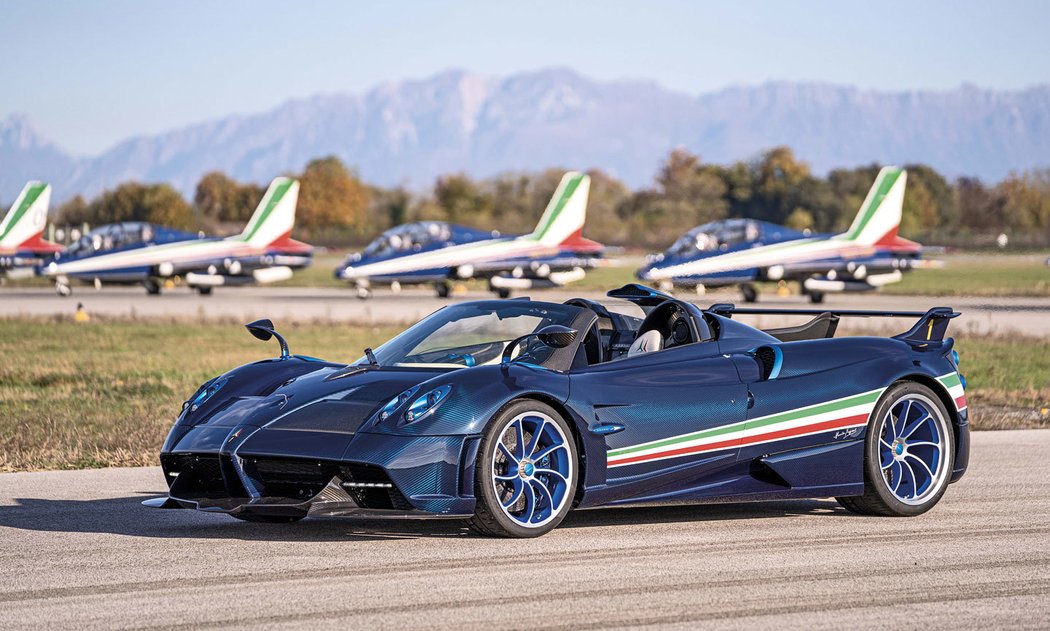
top-left (707, 304), bottom-right (960, 343)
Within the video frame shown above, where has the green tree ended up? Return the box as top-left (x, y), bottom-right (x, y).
top-left (297, 156), bottom-right (371, 232)
top-left (434, 173), bottom-right (492, 224)
top-left (55, 195), bottom-right (89, 225)
top-left (74, 182), bottom-right (195, 231)
top-left (193, 172), bottom-right (263, 224)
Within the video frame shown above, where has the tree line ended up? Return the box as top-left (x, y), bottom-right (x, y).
top-left (52, 148), bottom-right (1050, 248)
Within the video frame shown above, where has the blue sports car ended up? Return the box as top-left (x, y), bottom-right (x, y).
top-left (147, 284), bottom-right (969, 537)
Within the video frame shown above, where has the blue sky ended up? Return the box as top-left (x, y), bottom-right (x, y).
top-left (2, 0), bottom-right (1047, 155)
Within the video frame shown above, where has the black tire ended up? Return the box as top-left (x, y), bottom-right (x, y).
top-left (809, 291), bottom-right (825, 304)
top-left (837, 381), bottom-right (954, 516)
top-left (144, 279), bottom-right (161, 295)
top-left (495, 287), bottom-right (511, 299)
top-left (741, 284), bottom-right (758, 303)
top-left (196, 286), bottom-right (213, 296)
top-left (468, 400), bottom-right (578, 538)
top-left (434, 282), bottom-right (451, 298)
top-left (230, 513), bottom-right (305, 523)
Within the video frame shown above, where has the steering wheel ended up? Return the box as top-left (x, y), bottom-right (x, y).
top-left (635, 300), bottom-right (700, 350)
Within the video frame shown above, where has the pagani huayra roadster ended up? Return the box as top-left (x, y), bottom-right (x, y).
top-left (146, 284), bottom-right (969, 537)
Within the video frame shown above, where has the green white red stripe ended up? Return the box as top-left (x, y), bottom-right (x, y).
top-left (607, 388), bottom-right (884, 468)
top-left (938, 372), bottom-right (966, 412)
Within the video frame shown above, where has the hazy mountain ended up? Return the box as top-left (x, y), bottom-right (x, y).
top-left (2, 69), bottom-right (1049, 202)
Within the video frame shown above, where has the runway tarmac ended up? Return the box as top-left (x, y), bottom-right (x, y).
top-left (3, 285), bottom-right (1049, 335)
top-left (0, 430), bottom-right (1047, 629)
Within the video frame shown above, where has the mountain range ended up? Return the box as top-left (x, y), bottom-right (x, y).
top-left (2, 68), bottom-right (1049, 202)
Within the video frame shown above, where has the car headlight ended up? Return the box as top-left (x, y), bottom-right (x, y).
top-left (185, 377), bottom-right (228, 412)
top-left (378, 386), bottom-right (419, 421)
top-left (404, 385), bottom-right (452, 422)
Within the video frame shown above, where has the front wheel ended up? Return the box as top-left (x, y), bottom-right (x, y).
top-left (468, 401), bottom-right (578, 537)
top-left (837, 382), bottom-right (954, 516)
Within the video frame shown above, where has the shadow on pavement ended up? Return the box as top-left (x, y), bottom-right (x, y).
top-left (0, 492), bottom-right (847, 541)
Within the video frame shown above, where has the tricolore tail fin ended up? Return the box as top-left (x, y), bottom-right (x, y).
top-left (841, 166), bottom-right (907, 247)
top-left (0, 181), bottom-right (52, 250)
top-left (527, 171), bottom-right (591, 248)
top-left (235, 177), bottom-right (300, 248)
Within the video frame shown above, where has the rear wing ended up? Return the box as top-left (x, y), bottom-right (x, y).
top-left (707, 304), bottom-right (960, 343)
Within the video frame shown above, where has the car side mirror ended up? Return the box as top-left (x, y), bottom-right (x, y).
top-left (245, 318), bottom-right (290, 359)
top-left (501, 325), bottom-right (578, 368)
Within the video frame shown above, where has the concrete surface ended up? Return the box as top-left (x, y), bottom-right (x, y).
top-left (2, 285), bottom-right (1049, 335)
top-left (0, 430), bottom-right (1047, 629)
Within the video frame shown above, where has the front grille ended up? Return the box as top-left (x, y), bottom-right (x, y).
top-left (243, 458), bottom-right (340, 501)
top-left (164, 454), bottom-right (246, 499)
top-left (340, 464), bottom-right (413, 510)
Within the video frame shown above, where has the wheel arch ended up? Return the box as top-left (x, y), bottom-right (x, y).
top-left (893, 373), bottom-right (963, 465)
top-left (895, 373), bottom-right (960, 427)
top-left (497, 393), bottom-right (589, 508)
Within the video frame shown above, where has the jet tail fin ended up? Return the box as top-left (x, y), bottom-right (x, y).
top-left (841, 167), bottom-right (907, 246)
top-left (234, 177), bottom-right (300, 248)
top-left (0, 181), bottom-right (52, 249)
top-left (527, 172), bottom-right (591, 247)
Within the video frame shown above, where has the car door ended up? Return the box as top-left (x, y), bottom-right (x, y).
top-left (569, 342), bottom-right (749, 503)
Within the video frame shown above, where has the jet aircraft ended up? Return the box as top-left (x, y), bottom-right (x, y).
top-left (0, 182), bottom-right (61, 280)
top-left (336, 171), bottom-right (602, 298)
top-left (637, 166), bottom-right (921, 303)
top-left (40, 177), bottom-right (312, 295)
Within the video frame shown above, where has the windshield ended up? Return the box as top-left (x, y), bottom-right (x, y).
top-left (666, 219), bottom-right (760, 256)
top-left (66, 223), bottom-right (154, 256)
top-left (363, 302), bottom-right (583, 369)
top-left (362, 222), bottom-right (451, 258)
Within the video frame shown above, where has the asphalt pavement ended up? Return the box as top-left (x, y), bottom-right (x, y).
top-left (0, 430), bottom-right (1047, 629)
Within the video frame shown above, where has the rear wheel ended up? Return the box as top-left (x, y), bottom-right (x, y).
top-left (468, 401), bottom-right (578, 537)
top-left (144, 279), bottom-right (161, 295)
top-left (434, 281), bottom-right (451, 298)
top-left (741, 284), bottom-right (758, 303)
top-left (808, 291), bottom-right (825, 304)
top-left (837, 382), bottom-right (954, 516)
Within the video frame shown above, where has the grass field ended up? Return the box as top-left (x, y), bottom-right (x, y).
top-left (0, 318), bottom-right (1046, 472)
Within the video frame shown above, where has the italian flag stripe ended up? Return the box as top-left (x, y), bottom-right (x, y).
top-left (606, 372), bottom-right (966, 470)
top-left (937, 372), bottom-right (966, 412)
top-left (607, 388), bottom-right (883, 468)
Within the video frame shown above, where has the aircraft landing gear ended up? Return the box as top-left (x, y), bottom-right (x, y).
top-left (494, 287), bottom-right (511, 299)
top-left (434, 282), bottom-right (451, 299)
top-left (196, 286), bottom-right (213, 296)
top-left (55, 281), bottom-right (72, 297)
top-left (355, 286), bottom-right (371, 300)
top-left (808, 291), bottom-right (825, 304)
top-left (740, 284), bottom-right (758, 303)
top-left (144, 279), bottom-right (161, 295)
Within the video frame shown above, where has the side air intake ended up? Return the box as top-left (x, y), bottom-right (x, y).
top-left (751, 346), bottom-right (782, 380)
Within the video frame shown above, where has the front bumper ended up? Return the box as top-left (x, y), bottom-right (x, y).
top-left (152, 429), bottom-right (481, 518)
